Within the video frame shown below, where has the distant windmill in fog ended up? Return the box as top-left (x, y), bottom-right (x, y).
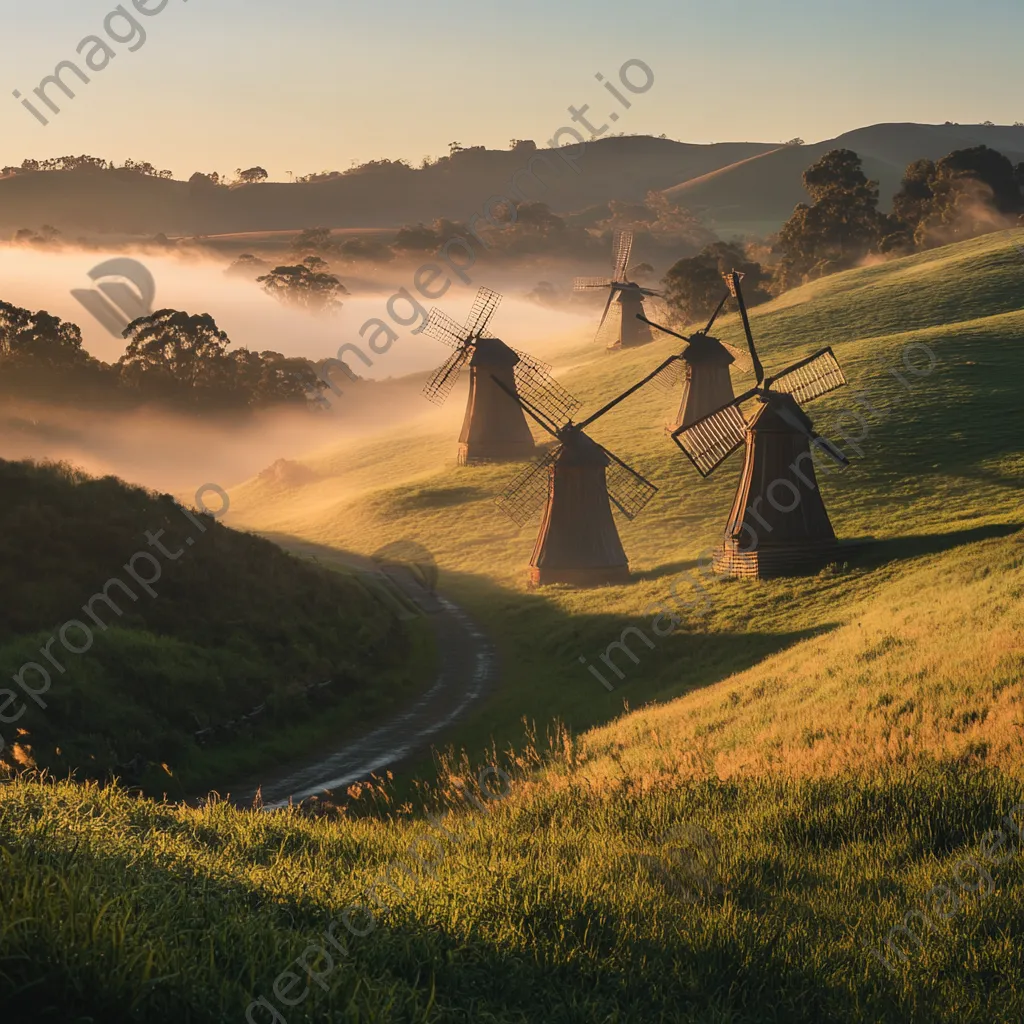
top-left (421, 286), bottom-right (581, 465)
top-left (574, 230), bottom-right (661, 350)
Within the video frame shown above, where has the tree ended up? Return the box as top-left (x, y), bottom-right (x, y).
top-left (338, 236), bottom-right (392, 262)
top-left (0, 302), bottom-right (85, 365)
top-left (119, 310), bottom-right (233, 405)
top-left (290, 227), bottom-right (335, 255)
top-left (889, 146), bottom-right (1022, 251)
top-left (257, 263), bottom-right (348, 316)
top-left (392, 223), bottom-right (441, 253)
top-left (663, 243), bottom-right (770, 324)
top-left (249, 351), bottom-right (326, 407)
top-left (236, 166), bottom-right (269, 184)
top-left (934, 145), bottom-right (1020, 213)
top-left (189, 171), bottom-right (221, 188)
top-left (224, 253), bottom-right (270, 279)
top-left (775, 149), bottom-right (886, 287)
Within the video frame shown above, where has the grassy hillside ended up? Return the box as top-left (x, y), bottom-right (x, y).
top-left (663, 122), bottom-right (1024, 235)
top-left (2, 230), bottom-right (1023, 1020)
top-left (228, 227), bottom-right (1024, 767)
top-left (0, 460), bottom-right (433, 794)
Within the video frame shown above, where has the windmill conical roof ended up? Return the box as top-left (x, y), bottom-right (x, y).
top-left (557, 428), bottom-right (609, 467)
top-left (683, 333), bottom-right (735, 365)
top-left (469, 336), bottom-right (519, 367)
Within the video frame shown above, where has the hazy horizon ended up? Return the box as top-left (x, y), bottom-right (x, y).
top-left (3, 0), bottom-right (1022, 180)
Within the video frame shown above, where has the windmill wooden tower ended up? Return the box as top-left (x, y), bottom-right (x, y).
top-left (422, 287), bottom-right (580, 465)
top-left (638, 292), bottom-right (752, 431)
top-left (574, 230), bottom-right (660, 350)
top-left (492, 367), bottom-right (665, 587)
top-left (671, 271), bottom-right (850, 579)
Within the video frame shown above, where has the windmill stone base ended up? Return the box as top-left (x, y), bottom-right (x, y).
top-left (457, 441), bottom-right (537, 466)
top-left (712, 539), bottom-right (840, 579)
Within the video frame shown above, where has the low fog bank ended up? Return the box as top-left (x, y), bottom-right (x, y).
top-left (0, 372), bottom-right (456, 497)
top-left (0, 247), bottom-right (594, 376)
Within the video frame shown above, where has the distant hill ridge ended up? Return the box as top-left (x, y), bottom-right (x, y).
top-left (664, 122), bottom-right (1024, 234)
top-left (1, 123), bottom-right (1022, 237)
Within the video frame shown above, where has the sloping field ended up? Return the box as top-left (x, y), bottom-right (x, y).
top-left (663, 122), bottom-right (1024, 235)
top-left (3, 230), bottom-right (1023, 1021)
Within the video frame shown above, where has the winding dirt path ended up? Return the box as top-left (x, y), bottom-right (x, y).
top-left (232, 547), bottom-right (497, 809)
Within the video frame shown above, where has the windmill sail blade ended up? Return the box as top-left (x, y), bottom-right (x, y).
top-left (766, 347), bottom-right (846, 405)
top-left (574, 276), bottom-right (613, 291)
top-left (594, 297), bottom-right (623, 347)
top-left (422, 308), bottom-right (467, 348)
top-left (720, 339), bottom-right (753, 371)
top-left (774, 403), bottom-right (850, 470)
top-left (671, 397), bottom-right (753, 477)
top-left (422, 348), bottom-right (469, 405)
top-left (725, 271), bottom-right (764, 385)
top-left (703, 291), bottom-right (731, 335)
top-left (600, 446), bottom-right (658, 520)
top-left (465, 286), bottom-right (502, 337)
top-left (639, 313), bottom-right (690, 345)
top-left (649, 355), bottom-right (686, 393)
top-left (612, 230), bottom-right (634, 281)
top-left (512, 351), bottom-right (582, 426)
top-left (494, 447), bottom-right (559, 527)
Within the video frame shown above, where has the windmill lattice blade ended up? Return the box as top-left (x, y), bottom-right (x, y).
top-left (673, 401), bottom-right (748, 477)
top-left (768, 347), bottom-right (846, 404)
top-left (494, 447), bottom-right (559, 527)
top-left (512, 351), bottom-right (582, 425)
top-left (595, 299), bottom-right (623, 347)
top-left (422, 308), bottom-right (467, 348)
top-left (465, 287), bottom-right (502, 337)
top-left (422, 348), bottom-right (469, 406)
top-left (612, 230), bottom-right (634, 280)
top-left (574, 276), bottom-right (613, 291)
top-left (601, 447), bottom-right (658, 520)
top-left (720, 339), bottom-right (753, 371)
top-left (649, 356), bottom-right (686, 393)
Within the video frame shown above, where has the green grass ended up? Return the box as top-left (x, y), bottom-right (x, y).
top-left (231, 228), bottom-right (1024, 768)
top-left (1, 759), bottom-right (1022, 1022)
top-left (3, 229), bottom-right (1024, 1019)
top-left (0, 459), bottom-right (435, 795)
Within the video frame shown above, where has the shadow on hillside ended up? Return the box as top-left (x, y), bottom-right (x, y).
top-left (258, 532), bottom-right (849, 791)
top-left (630, 558), bottom-right (706, 581)
top-left (845, 523), bottom-right (1021, 570)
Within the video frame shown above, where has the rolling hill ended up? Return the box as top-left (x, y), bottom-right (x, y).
top-left (0, 459), bottom-right (433, 794)
top-left (1, 230), bottom-right (1023, 1021)
top-left (663, 122), bottom-right (1024, 236)
top-left (0, 138), bottom-right (773, 236)
top-left (6, 123), bottom-right (1024, 242)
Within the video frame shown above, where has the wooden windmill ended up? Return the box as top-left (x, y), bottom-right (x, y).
top-left (574, 230), bottom-right (660, 350)
top-left (672, 271), bottom-right (850, 579)
top-left (638, 292), bottom-right (752, 431)
top-left (492, 367), bottom-right (665, 587)
top-left (422, 287), bottom-right (580, 465)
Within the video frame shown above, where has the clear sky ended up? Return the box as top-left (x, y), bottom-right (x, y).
top-left (1, 0), bottom-right (1020, 180)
